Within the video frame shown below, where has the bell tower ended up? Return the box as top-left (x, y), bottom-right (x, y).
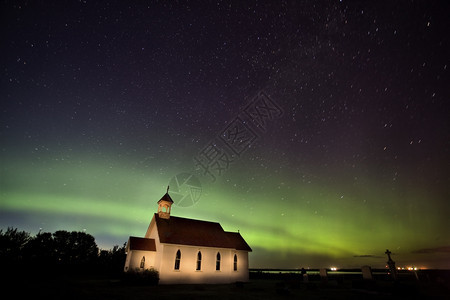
top-left (157, 186), bottom-right (174, 219)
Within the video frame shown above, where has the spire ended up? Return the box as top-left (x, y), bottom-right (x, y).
top-left (158, 191), bottom-right (174, 204)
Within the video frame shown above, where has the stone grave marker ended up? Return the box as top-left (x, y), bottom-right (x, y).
top-left (361, 265), bottom-right (373, 280)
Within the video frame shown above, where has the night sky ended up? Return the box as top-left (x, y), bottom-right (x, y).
top-left (1, 1), bottom-right (449, 269)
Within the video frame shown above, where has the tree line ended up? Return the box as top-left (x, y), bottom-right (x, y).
top-left (0, 227), bottom-right (126, 277)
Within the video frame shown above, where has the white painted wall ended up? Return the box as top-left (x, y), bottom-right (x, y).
top-left (158, 244), bottom-right (249, 284)
top-left (124, 250), bottom-right (157, 272)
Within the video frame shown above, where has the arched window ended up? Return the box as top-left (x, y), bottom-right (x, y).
top-left (233, 254), bottom-right (237, 271)
top-left (174, 250), bottom-right (181, 270)
top-left (140, 256), bottom-right (145, 269)
top-left (216, 252), bottom-right (221, 271)
top-left (196, 251), bottom-right (202, 271)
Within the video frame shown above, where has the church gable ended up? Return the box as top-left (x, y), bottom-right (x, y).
top-left (144, 214), bottom-right (158, 240)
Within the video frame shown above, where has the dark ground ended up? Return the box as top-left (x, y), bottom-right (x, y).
top-left (5, 270), bottom-right (449, 300)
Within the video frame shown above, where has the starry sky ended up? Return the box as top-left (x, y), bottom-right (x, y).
top-left (1, 1), bottom-right (449, 269)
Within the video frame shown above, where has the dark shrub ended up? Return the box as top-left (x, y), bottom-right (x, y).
top-left (122, 268), bottom-right (159, 285)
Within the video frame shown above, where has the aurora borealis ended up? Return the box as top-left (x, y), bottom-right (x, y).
top-left (1, 1), bottom-right (449, 269)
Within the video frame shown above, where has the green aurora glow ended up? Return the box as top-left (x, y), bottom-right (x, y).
top-left (1, 152), bottom-right (448, 269)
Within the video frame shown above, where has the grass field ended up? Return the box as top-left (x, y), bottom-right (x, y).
top-left (5, 274), bottom-right (449, 300)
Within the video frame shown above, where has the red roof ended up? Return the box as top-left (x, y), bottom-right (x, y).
top-left (128, 236), bottom-right (156, 251)
top-left (224, 232), bottom-right (252, 252)
top-left (154, 214), bottom-right (252, 251)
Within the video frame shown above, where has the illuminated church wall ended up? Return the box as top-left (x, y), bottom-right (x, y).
top-left (124, 249), bottom-right (157, 271)
top-left (158, 244), bottom-right (249, 284)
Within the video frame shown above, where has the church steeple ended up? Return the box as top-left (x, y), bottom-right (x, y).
top-left (157, 186), bottom-right (173, 219)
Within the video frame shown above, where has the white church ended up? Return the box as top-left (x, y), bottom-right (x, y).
top-left (124, 189), bottom-right (252, 284)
